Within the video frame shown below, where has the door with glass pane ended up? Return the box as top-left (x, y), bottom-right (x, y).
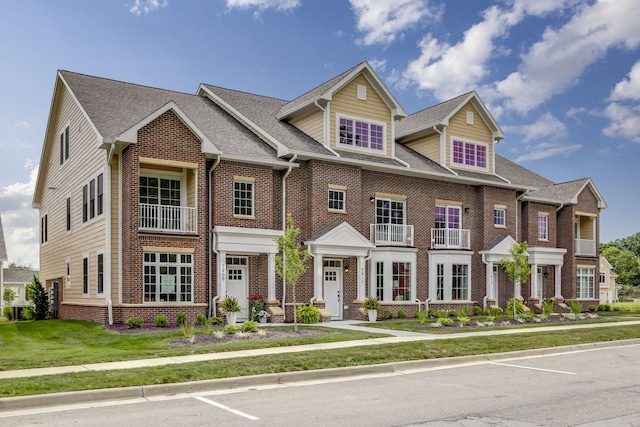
top-left (376, 198), bottom-right (405, 244)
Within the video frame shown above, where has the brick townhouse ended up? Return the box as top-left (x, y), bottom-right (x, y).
top-left (33, 61), bottom-right (606, 325)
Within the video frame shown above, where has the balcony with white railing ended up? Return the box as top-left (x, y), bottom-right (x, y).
top-left (139, 204), bottom-right (197, 234)
top-left (575, 239), bottom-right (596, 257)
top-left (370, 224), bottom-right (414, 246)
top-left (431, 228), bottom-right (471, 250)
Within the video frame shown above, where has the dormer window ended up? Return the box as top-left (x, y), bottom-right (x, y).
top-left (338, 115), bottom-right (385, 153)
top-left (451, 138), bottom-right (487, 171)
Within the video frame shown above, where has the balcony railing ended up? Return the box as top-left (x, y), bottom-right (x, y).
top-left (431, 228), bottom-right (471, 249)
top-left (575, 239), bottom-right (596, 256)
top-left (139, 203), bottom-right (197, 233)
top-left (370, 224), bottom-right (414, 246)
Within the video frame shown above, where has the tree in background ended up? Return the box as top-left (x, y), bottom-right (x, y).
top-left (3, 288), bottom-right (16, 307)
top-left (601, 232), bottom-right (640, 301)
top-left (601, 232), bottom-right (640, 258)
top-left (275, 214), bottom-right (311, 331)
top-left (26, 275), bottom-right (48, 320)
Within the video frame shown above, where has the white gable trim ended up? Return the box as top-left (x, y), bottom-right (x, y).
top-left (441, 91), bottom-right (504, 141)
top-left (213, 226), bottom-right (282, 254)
top-left (305, 222), bottom-right (374, 257)
top-left (478, 235), bottom-right (522, 263)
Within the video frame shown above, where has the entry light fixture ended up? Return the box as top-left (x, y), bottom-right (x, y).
top-left (344, 264), bottom-right (350, 273)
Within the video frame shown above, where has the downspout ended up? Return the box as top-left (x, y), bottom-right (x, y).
top-left (481, 251), bottom-right (490, 309)
top-left (516, 190), bottom-right (530, 242)
top-left (424, 298), bottom-right (431, 314)
top-left (432, 126), bottom-right (458, 176)
top-left (209, 156), bottom-right (221, 318)
top-left (314, 101), bottom-right (340, 157)
top-left (281, 154), bottom-right (298, 319)
top-left (105, 140), bottom-right (116, 325)
top-left (308, 247), bottom-right (317, 306)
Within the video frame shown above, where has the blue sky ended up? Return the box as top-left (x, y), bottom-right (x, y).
top-left (1, 0), bottom-right (639, 267)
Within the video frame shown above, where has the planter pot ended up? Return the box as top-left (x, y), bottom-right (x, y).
top-left (258, 316), bottom-right (268, 324)
top-left (225, 312), bottom-right (238, 325)
top-left (367, 309), bottom-right (378, 322)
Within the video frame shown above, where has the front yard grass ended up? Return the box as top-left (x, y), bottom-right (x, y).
top-left (1, 324), bottom-right (640, 397)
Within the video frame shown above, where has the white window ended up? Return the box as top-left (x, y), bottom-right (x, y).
top-left (144, 252), bottom-right (193, 303)
top-left (328, 188), bottom-right (345, 212)
top-left (494, 207), bottom-right (506, 227)
top-left (451, 138), bottom-right (488, 170)
top-left (599, 272), bottom-right (606, 284)
top-left (429, 253), bottom-right (472, 301)
top-left (59, 126), bottom-right (69, 165)
top-left (40, 213), bottom-right (48, 244)
top-left (83, 172), bottom-right (104, 223)
top-left (577, 267), bottom-right (595, 299)
top-left (538, 214), bottom-right (549, 241)
top-left (97, 251), bottom-right (104, 295)
top-left (234, 179), bottom-right (254, 217)
top-left (369, 251), bottom-right (416, 302)
top-left (337, 115), bottom-right (385, 153)
top-left (66, 197), bottom-right (71, 232)
top-left (65, 258), bottom-right (71, 289)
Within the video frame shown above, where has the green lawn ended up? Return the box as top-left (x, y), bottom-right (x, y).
top-left (0, 319), bottom-right (386, 371)
top-left (1, 323), bottom-right (639, 397)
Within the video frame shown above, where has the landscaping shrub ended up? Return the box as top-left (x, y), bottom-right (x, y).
top-left (3, 306), bottom-right (12, 320)
top-left (240, 320), bottom-right (259, 332)
top-left (223, 324), bottom-right (239, 334)
top-left (541, 299), bottom-right (554, 319)
top-left (427, 308), bottom-right (435, 318)
top-left (384, 310), bottom-right (394, 319)
top-left (26, 276), bottom-right (48, 320)
top-left (154, 315), bottom-right (168, 327)
top-left (397, 309), bottom-right (406, 318)
top-left (22, 306), bottom-right (34, 320)
top-left (175, 312), bottom-right (187, 326)
top-left (413, 310), bottom-right (421, 319)
top-left (506, 299), bottom-right (526, 317)
top-left (125, 316), bottom-right (143, 329)
top-left (196, 313), bottom-right (207, 326)
top-left (588, 305), bottom-right (597, 313)
top-left (210, 316), bottom-right (223, 325)
top-left (459, 307), bottom-right (469, 317)
top-left (297, 304), bottom-right (321, 324)
top-left (448, 310), bottom-right (457, 317)
top-left (415, 310), bottom-right (427, 324)
top-left (472, 305), bottom-right (483, 316)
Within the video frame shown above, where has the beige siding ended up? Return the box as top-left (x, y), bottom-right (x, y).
top-left (290, 109), bottom-right (324, 144)
top-left (405, 133), bottom-right (441, 163)
top-left (445, 102), bottom-right (495, 174)
top-left (39, 83), bottom-right (108, 304)
top-left (330, 74), bottom-right (392, 158)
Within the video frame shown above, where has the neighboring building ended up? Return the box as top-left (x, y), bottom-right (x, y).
top-left (599, 256), bottom-right (619, 304)
top-left (33, 62), bottom-right (607, 325)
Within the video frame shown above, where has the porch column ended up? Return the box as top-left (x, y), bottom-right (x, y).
top-left (530, 263), bottom-right (539, 300)
top-left (267, 252), bottom-right (276, 300)
top-left (357, 255), bottom-right (366, 300)
top-left (314, 254), bottom-right (323, 300)
top-left (485, 261), bottom-right (494, 301)
top-left (218, 251), bottom-right (227, 297)
top-left (555, 264), bottom-right (563, 298)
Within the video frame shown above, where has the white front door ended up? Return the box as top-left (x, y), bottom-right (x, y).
top-left (491, 265), bottom-right (499, 303)
top-left (226, 258), bottom-right (248, 321)
top-left (324, 266), bottom-right (343, 320)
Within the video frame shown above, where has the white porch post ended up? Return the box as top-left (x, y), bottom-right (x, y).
top-left (218, 251), bottom-right (227, 297)
top-left (267, 252), bottom-right (276, 300)
top-left (314, 254), bottom-right (323, 300)
top-left (531, 263), bottom-right (539, 299)
top-left (555, 264), bottom-right (563, 298)
top-left (485, 261), bottom-right (494, 300)
top-left (357, 255), bottom-right (366, 300)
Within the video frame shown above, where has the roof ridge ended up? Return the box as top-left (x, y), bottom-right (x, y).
top-left (202, 84), bottom-right (289, 103)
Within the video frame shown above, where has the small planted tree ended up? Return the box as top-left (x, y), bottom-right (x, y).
top-left (275, 214), bottom-right (311, 331)
top-left (3, 287), bottom-right (16, 307)
top-left (500, 242), bottom-right (531, 319)
top-left (26, 275), bottom-right (49, 320)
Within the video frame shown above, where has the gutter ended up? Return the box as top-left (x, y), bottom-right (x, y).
top-left (208, 156), bottom-right (221, 318)
top-left (105, 140), bottom-right (116, 325)
top-left (280, 154), bottom-right (298, 320)
top-left (314, 101), bottom-right (341, 158)
top-left (516, 190), bottom-right (530, 242)
top-left (432, 126), bottom-right (458, 176)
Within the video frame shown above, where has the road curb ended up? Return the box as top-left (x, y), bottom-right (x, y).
top-left (1, 339), bottom-right (639, 412)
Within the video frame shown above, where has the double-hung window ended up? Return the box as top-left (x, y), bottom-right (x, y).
top-left (338, 115), bottom-right (385, 153)
top-left (40, 213), bottom-right (48, 244)
top-left (144, 252), bottom-right (193, 303)
top-left (577, 267), bottom-right (595, 299)
top-left (233, 177), bottom-right (254, 218)
top-left (451, 138), bottom-right (487, 170)
top-left (494, 205), bottom-right (506, 227)
top-left (59, 126), bottom-right (69, 165)
top-left (328, 186), bottom-right (345, 212)
top-left (83, 172), bottom-right (104, 224)
top-left (538, 213), bottom-right (549, 241)
top-left (97, 252), bottom-right (104, 295)
top-left (82, 255), bottom-right (89, 295)
top-left (66, 197), bottom-right (71, 231)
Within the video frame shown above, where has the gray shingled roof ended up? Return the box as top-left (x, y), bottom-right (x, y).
top-left (396, 92), bottom-right (472, 138)
top-left (526, 178), bottom-right (591, 203)
top-left (60, 71), bottom-right (279, 161)
top-left (201, 85), bottom-right (336, 157)
top-left (3, 267), bottom-right (37, 284)
top-left (0, 214), bottom-right (7, 262)
top-left (277, 63), bottom-right (364, 118)
top-left (494, 154), bottom-right (554, 189)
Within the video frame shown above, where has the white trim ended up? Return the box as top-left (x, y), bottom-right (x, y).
top-left (213, 226), bottom-right (282, 254)
top-left (82, 253), bottom-right (90, 297)
top-left (65, 257), bottom-right (71, 289)
top-left (428, 250), bottom-right (473, 302)
top-left (336, 113), bottom-right (387, 155)
top-left (450, 136), bottom-right (489, 172)
top-left (96, 250), bottom-right (105, 297)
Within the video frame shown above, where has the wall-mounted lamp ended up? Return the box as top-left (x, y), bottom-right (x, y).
top-left (543, 267), bottom-right (549, 279)
top-left (344, 264), bottom-right (350, 273)
top-left (464, 207), bottom-right (470, 213)
top-left (369, 196), bottom-right (375, 203)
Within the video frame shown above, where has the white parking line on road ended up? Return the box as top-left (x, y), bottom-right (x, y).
top-left (194, 396), bottom-right (259, 421)
top-left (489, 361), bottom-right (576, 375)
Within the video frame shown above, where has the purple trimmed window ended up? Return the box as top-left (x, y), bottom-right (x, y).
top-left (538, 215), bottom-right (548, 240)
top-left (452, 140), bottom-right (487, 169)
top-left (339, 117), bottom-right (384, 151)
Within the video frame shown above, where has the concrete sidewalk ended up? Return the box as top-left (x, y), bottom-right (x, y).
top-left (1, 319), bottom-right (639, 380)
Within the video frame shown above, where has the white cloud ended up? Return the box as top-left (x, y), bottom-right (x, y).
top-left (609, 60), bottom-right (640, 101)
top-left (368, 58), bottom-right (386, 74)
top-left (350, 0), bottom-right (441, 47)
top-left (566, 106), bottom-right (587, 120)
top-left (226, 0), bottom-right (300, 11)
top-left (503, 113), bottom-right (568, 143)
top-left (0, 165), bottom-right (39, 268)
top-left (14, 121), bottom-right (29, 129)
top-left (514, 142), bottom-right (583, 162)
top-left (602, 102), bottom-right (640, 142)
top-left (129, 0), bottom-right (168, 16)
top-left (494, 0), bottom-right (640, 113)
